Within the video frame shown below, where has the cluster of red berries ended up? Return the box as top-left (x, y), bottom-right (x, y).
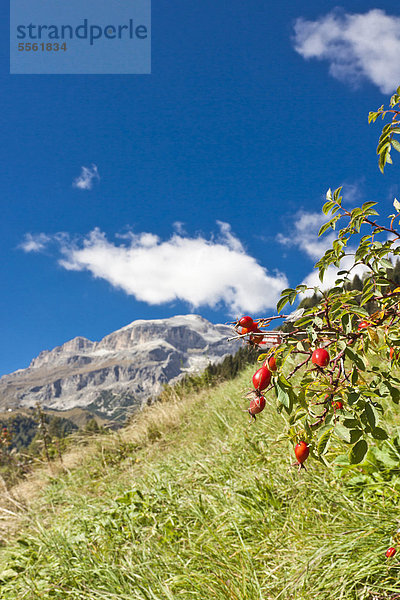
top-left (239, 315), bottom-right (399, 549)
top-left (247, 362), bottom-right (272, 418)
top-left (246, 337), bottom-right (280, 417)
top-left (238, 316), bottom-right (334, 468)
top-left (238, 316), bottom-right (265, 345)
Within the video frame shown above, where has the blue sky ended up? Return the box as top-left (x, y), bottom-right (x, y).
top-left (1, 1), bottom-right (400, 376)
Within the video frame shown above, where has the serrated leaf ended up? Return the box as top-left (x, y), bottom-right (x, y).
top-left (349, 439), bottom-right (368, 464)
top-left (317, 428), bottom-right (333, 456)
top-left (274, 376), bottom-right (293, 413)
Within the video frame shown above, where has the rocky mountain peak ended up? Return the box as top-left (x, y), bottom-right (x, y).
top-left (0, 315), bottom-right (239, 421)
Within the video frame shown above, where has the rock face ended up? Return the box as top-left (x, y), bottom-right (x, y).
top-left (0, 315), bottom-right (239, 420)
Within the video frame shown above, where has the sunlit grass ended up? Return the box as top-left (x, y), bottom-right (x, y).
top-left (0, 365), bottom-right (399, 599)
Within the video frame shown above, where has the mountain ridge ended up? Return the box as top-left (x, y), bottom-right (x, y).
top-left (0, 315), bottom-right (239, 420)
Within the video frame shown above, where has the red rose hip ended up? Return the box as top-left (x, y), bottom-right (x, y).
top-left (332, 400), bottom-right (343, 410)
top-left (239, 316), bottom-right (255, 329)
top-left (252, 366), bottom-right (271, 391)
top-left (311, 348), bottom-right (330, 367)
top-left (386, 547), bottom-right (396, 558)
top-left (248, 395), bottom-right (266, 416)
top-left (265, 355), bottom-right (277, 371)
top-left (294, 441), bottom-right (309, 464)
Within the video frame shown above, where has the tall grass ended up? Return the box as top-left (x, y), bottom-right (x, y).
top-left (0, 366), bottom-right (399, 599)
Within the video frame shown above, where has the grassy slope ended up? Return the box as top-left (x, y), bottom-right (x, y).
top-left (0, 365), bottom-right (400, 600)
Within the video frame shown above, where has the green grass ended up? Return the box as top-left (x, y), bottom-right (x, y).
top-left (1, 365), bottom-right (400, 599)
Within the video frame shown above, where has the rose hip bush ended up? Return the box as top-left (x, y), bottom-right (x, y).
top-left (234, 87), bottom-right (400, 470)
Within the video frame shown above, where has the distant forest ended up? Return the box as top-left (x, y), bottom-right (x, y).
top-left (0, 412), bottom-right (78, 452)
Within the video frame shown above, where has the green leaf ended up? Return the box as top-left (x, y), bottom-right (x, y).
top-left (322, 200), bottom-right (335, 215)
top-left (335, 424), bottom-right (363, 444)
top-left (281, 288), bottom-right (295, 296)
top-left (333, 187), bottom-right (342, 202)
top-left (318, 221), bottom-right (333, 237)
top-left (295, 315), bottom-right (314, 327)
top-left (360, 291), bottom-right (375, 306)
top-left (377, 135), bottom-right (391, 153)
top-left (277, 296), bottom-right (289, 313)
top-left (371, 427), bottom-right (388, 440)
top-left (341, 313), bottom-right (354, 334)
top-left (351, 367), bottom-right (358, 385)
top-left (345, 347), bottom-right (366, 371)
top-left (349, 439), bottom-right (368, 464)
top-left (368, 111), bottom-right (379, 124)
top-left (295, 284), bottom-right (307, 293)
top-left (335, 424), bottom-right (351, 443)
top-left (317, 427), bottom-right (333, 456)
top-left (274, 376), bottom-right (293, 413)
top-left (364, 403), bottom-right (377, 429)
top-left (362, 201), bottom-right (378, 211)
top-left (380, 257), bottom-right (393, 269)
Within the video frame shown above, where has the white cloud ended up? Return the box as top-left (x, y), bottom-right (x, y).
top-left (277, 208), bottom-right (370, 294)
top-left (302, 256), bottom-right (369, 294)
top-left (21, 223), bottom-right (288, 315)
top-left (173, 221), bottom-right (186, 235)
top-left (73, 164), bottom-right (100, 190)
top-left (277, 210), bottom-right (336, 260)
top-left (293, 9), bottom-right (400, 93)
top-left (19, 233), bottom-right (51, 253)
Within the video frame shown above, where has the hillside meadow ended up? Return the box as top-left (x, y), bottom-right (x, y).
top-left (0, 361), bottom-right (400, 599)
